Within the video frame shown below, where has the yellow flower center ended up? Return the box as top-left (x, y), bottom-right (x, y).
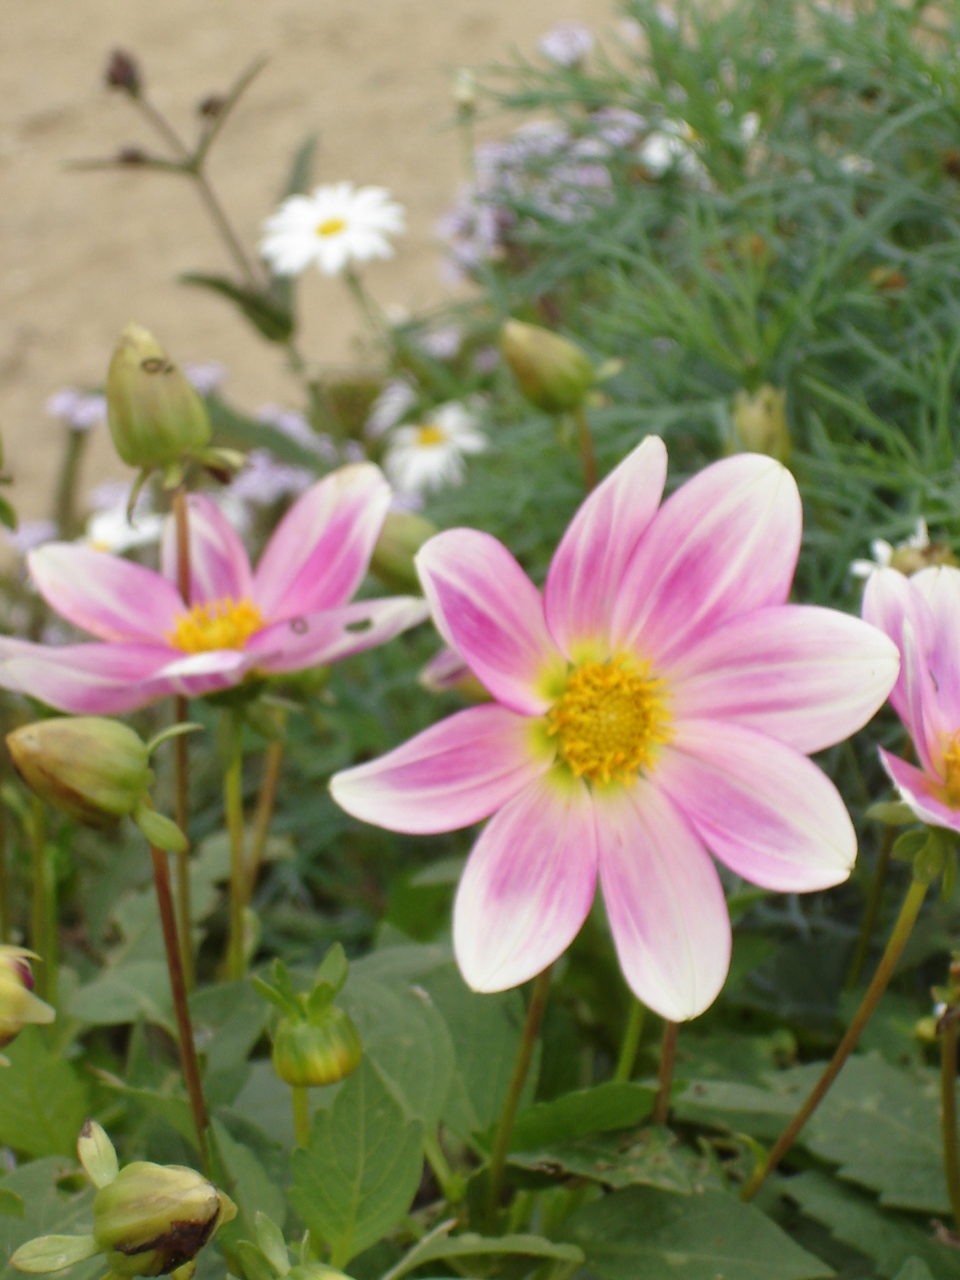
top-left (545, 656), bottom-right (671, 786)
top-left (943, 732), bottom-right (960, 806)
top-left (416, 424), bottom-right (447, 447)
top-left (167, 597), bottom-right (264, 653)
top-left (316, 217), bottom-right (348, 237)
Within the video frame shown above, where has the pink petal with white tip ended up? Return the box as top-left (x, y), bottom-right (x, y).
top-left (861, 566), bottom-right (935, 727)
top-left (330, 704), bottom-right (552, 834)
top-left (0, 642), bottom-right (184, 714)
top-left (879, 747), bottom-right (960, 836)
top-left (595, 779), bottom-right (731, 1021)
top-left (911, 566), bottom-right (960, 730)
top-left (611, 454), bottom-right (802, 667)
top-left (658, 719), bottom-right (856, 891)
top-left (453, 770), bottom-right (597, 992)
top-left (161, 494), bottom-right (253, 604)
top-left (544, 435), bottom-right (667, 660)
top-left (416, 530), bottom-right (565, 715)
top-left (246, 596), bottom-right (429, 674)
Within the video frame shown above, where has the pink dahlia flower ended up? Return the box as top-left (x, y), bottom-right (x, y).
top-left (331, 439), bottom-right (899, 1020)
top-left (862, 565), bottom-right (960, 831)
top-left (0, 465), bottom-right (428, 714)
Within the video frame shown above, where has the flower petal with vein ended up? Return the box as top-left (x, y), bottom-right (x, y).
top-left (0, 465), bottom-right (428, 713)
top-left (331, 439), bottom-right (899, 1021)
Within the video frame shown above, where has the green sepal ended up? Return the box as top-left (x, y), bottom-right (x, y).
top-left (78, 1119), bottom-right (119, 1189)
top-left (865, 800), bottom-right (918, 826)
top-left (11, 1234), bottom-right (99, 1272)
top-left (144, 722), bottom-right (205, 756)
top-left (251, 974), bottom-right (300, 1020)
top-left (914, 826), bottom-right (949, 885)
top-left (133, 802), bottom-right (188, 854)
top-left (255, 1213), bottom-right (291, 1277)
top-left (309, 944), bottom-right (348, 1008)
top-left (236, 1242), bottom-right (276, 1280)
top-left (891, 829), bottom-right (928, 864)
top-left (162, 462), bottom-right (185, 491)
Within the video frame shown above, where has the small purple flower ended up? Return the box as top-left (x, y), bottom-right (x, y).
top-left (46, 389), bottom-right (107, 432)
top-left (539, 22), bottom-right (594, 68)
top-left (184, 363), bottom-right (227, 396)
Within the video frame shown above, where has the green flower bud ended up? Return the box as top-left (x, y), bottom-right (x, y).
top-left (500, 319), bottom-right (596, 414)
top-left (93, 1162), bottom-right (236, 1277)
top-left (272, 1006), bottom-right (362, 1088)
top-left (0, 947), bottom-right (54, 1059)
top-left (731, 385), bottom-right (791, 464)
top-left (106, 324), bottom-right (211, 471)
top-left (369, 512), bottom-right (437, 593)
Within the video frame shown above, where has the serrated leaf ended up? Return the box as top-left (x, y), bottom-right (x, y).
top-left (179, 274), bottom-right (294, 343)
top-left (0, 1028), bottom-right (89, 1158)
top-left (560, 1185), bottom-right (833, 1279)
top-left (67, 961), bottom-right (174, 1034)
top-left (289, 1057), bottom-right (423, 1266)
top-left (508, 1081), bottom-right (656, 1150)
top-left (189, 979), bottom-right (271, 1074)
top-left (211, 1119), bottom-right (285, 1240)
top-left (92, 1074), bottom-right (196, 1151)
top-left (510, 1125), bottom-right (724, 1194)
top-left (382, 1222), bottom-right (582, 1280)
top-left (0, 1157), bottom-right (99, 1280)
top-left (673, 1078), bottom-right (797, 1141)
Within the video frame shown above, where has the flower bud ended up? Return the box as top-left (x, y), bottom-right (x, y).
top-left (500, 320), bottom-right (596, 415)
top-left (93, 1162), bottom-right (236, 1277)
top-left (731, 385), bottom-right (791, 464)
top-left (453, 69), bottom-right (477, 115)
top-left (105, 50), bottom-right (142, 96)
top-left (271, 1006), bottom-right (362, 1088)
top-left (106, 325), bottom-right (212, 472)
top-left (0, 948), bottom-right (54, 1058)
top-left (369, 512), bottom-right (437, 593)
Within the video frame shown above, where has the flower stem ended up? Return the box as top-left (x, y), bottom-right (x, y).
top-left (52, 428), bottom-right (89, 539)
top-left (573, 406), bottom-right (597, 493)
top-left (614, 997), bottom-right (645, 1083)
top-left (291, 1085), bottom-right (310, 1149)
top-left (652, 1021), bottom-right (679, 1125)
top-left (29, 797), bottom-right (48, 1002)
top-left (247, 739), bottom-right (285, 899)
top-left (423, 1131), bottom-right (461, 1202)
top-left (486, 965), bottom-right (552, 1230)
top-left (172, 489), bottom-right (195, 992)
top-left (741, 874), bottom-right (929, 1201)
top-left (846, 824), bottom-right (894, 989)
top-left (150, 844), bottom-right (210, 1175)
top-left (343, 268), bottom-right (385, 338)
top-left (223, 718), bottom-right (247, 981)
top-left (941, 1012), bottom-right (960, 1230)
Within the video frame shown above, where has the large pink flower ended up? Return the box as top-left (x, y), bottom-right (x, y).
top-left (0, 465), bottom-right (428, 714)
top-left (862, 564), bottom-right (960, 832)
top-left (331, 439), bottom-right (899, 1020)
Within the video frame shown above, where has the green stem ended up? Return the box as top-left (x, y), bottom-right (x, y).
top-left (150, 845), bottom-right (211, 1175)
top-left (343, 268), bottom-right (385, 337)
top-left (30, 797), bottom-right (47, 1002)
top-left (291, 1085), bottom-right (310, 1149)
top-left (614, 998), bottom-right (645, 1083)
top-left (0, 792), bottom-right (10, 943)
top-left (846, 824), bottom-right (894, 988)
top-left (423, 1131), bottom-right (460, 1203)
top-left (741, 874), bottom-right (929, 1201)
top-left (247, 739), bottom-right (285, 899)
top-left (223, 717), bottom-right (247, 981)
top-left (486, 966), bottom-right (552, 1230)
top-left (173, 489), bottom-right (195, 992)
top-left (652, 1021), bottom-right (679, 1125)
top-left (52, 428), bottom-right (88, 539)
top-left (572, 406), bottom-right (597, 493)
top-left (942, 1013), bottom-right (960, 1230)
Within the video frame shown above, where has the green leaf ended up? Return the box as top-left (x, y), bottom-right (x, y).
top-left (289, 1057), bottom-right (424, 1266)
top-left (211, 1118), bottom-right (286, 1239)
top-left (254, 1212), bottom-right (290, 1276)
top-left (787, 1170), bottom-right (960, 1279)
top-left (382, 1222), bottom-right (583, 1280)
top-left (0, 1157), bottom-right (99, 1280)
top-left (560, 1185), bottom-right (834, 1280)
top-left (10, 1235), bottom-right (98, 1273)
top-left (509, 1081), bottom-right (656, 1150)
top-left (0, 496), bottom-right (17, 532)
top-left (179, 274), bottom-right (294, 343)
top-left (91, 1073), bottom-right (197, 1150)
top-left (67, 961), bottom-right (174, 1034)
top-left (672, 1078), bottom-right (798, 1142)
top-left (0, 1193), bottom-right (22, 1221)
top-left (0, 1028), bottom-right (89, 1158)
top-left (895, 1263), bottom-right (937, 1280)
top-left (189, 980), bottom-right (271, 1074)
top-left (510, 1125), bottom-right (725, 1194)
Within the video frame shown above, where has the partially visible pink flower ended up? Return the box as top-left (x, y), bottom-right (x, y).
top-left (0, 465), bottom-right (428, 714)
top-left (863, 566), bottom-right (960, 832)
top-left (332, 440), bottom-right (899, 1021)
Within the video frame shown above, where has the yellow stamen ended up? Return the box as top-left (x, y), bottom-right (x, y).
top-left (545, 655), bottom-right (671, 786)
top-left (167, 597), bottom-right (263, 653)
top-left (416, 424), bottom-right (446, 447)
top-left (316, 217), bottom-right (348, 237)
top-left (943, 731), bottom-right (960, 806)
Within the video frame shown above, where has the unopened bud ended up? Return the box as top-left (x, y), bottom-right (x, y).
top-left (93, 1163), bottom-right (236, 1277)
top-left (453, 69), bottom-right (477, 115)
top-left (500, 320), bottom-right (595, 414)
top-left (106, 325), bottom-right (212, 473)
top-left (105, 50), bottom-right (142, 96)
top-left (370, 512), bottom-right (437, 593)
top-left (272, 1007), bottom-right (362, 1088)
top-left (731, 385), bottom-right (791, 464)
top-left (0, 948), bottom-right (54, 1059)
top-left (889, 542), bottom-right (956, 576)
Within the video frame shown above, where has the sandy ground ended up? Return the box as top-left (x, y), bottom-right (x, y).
top-left (0, 0), bottom-right (608, 520)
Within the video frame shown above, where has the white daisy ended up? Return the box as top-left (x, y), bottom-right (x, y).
top-left (259, 182), bottom-right (406, 277)
top-left (365, 378), bottom-right (418, 440)
top-left (84, 504), bottom-right (164, 554)
top-left (850, 518), bottom-right (929, 578)
top-left (384, 402), bottom-right (487, 498)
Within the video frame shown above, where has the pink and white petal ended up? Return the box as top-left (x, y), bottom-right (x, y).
top-left (861, 567), bottom-right (935, 726)
top-left (246, 596), bottom-right (429, 675)
top-left (28, 544), bottom-right (183, 642)
top-left (161, 494), bottom-right (253, 604)
top-left (911, 566), bottom-right (960, 729)
top-left (594, 780), bottom-right (731, 1022)
top-left (544, 435), bottom-right (667, 661)
top-left (453, 771), bottom-right (597, 992)
top-left (658, 719), bottom-right (856, 892)
top-left (0, 642), bottom-right (181, 714)
top-left (252, 464), bottom-right (391, 620)
top-left (669, 605), bottom-right (900, 754)
top-left (415, 530), bottom-right (566, 715)
top-left (879, 747), bottom-right (960, 836)
top-left (330, 704), bottom-right (553, 834)
top-left (900, 618), bottom-right (946, 776)
top-left (150, 649), bottom-right (251, 700)
top-left (610, 454), bottom-right (802, 668)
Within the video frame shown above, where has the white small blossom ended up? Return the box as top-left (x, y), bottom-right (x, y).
top-left (539, 22), bottom-right (594, 68)
top-left (384, 402), bottom-right (487, 497)
top-left (46, 388), bottom-right (106, 431)
top-left (639, 124), bottom-right (700, 178)
top-left (418, 326), bottom-right (463, 361)
top-left (850, 519), bottom-right (929, 578)
top-left (365, 379), bottom-right (419, 440)
top-left (260, 182), bottom-right (406, 277)
top-left (84, 505), bottom-right (164, 554)
top-left (231, 449), bottom-right (315, 506)
top-left (740, 112), bottom-right (761, 143)
top-left (593, 106), bottom-right (648, 148)
top-left (839, 153), bottom-right (874, 176)
top-left (184, 363), bottom-right (226, 396)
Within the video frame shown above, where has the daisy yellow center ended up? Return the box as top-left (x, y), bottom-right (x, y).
top-left (545, 656), bottom-right (671, 786)
top-left (943, 732), bottom-right (960, 806)
top-left (168, 597), bottom-right (263, 653)
top-left (316, 217), bottom-right (348, 237)
top-left (416, 424), bottom-right (447, 447)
